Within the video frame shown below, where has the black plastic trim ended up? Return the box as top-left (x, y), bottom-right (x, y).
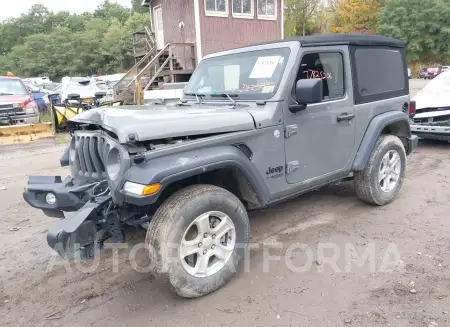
top-left (23, 176), bottom-right (93, 215)
top-left (116, 145), bottom-right (270, 207)
top-left (352, 111), bottom-right (412, 170)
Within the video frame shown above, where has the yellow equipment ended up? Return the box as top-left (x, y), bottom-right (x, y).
top-left (52, 100), bottom-right (123, 130)
top-left (0, 122), bottom-right (54, 147)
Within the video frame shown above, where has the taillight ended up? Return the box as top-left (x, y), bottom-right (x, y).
top-left (409, 101), bottom-right (416, 118)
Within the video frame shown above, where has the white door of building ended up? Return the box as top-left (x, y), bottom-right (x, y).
top-left (153, 7), bottom-right (164, 49)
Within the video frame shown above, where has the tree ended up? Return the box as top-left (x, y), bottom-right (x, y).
top-left (94, 1), bottom-right (131, 24)
top-left (0, 3), bottom-right (150, 78)
top-left (132, 0), bottom-right (149, 13)
top-left (284, 0), bottom-right (320, 36)
top-left (330, 0), bottom-right (382, 34)
top-left (379, 0), bottom-right (450, 63)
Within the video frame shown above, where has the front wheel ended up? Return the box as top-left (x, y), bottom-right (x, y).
top-left (354, 135), bottom-right (406, 205)
top-left (146, 184), bottom-right (250, 298)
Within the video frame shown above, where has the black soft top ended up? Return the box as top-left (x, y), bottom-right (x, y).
top-left (271, 34), bottom-right (404, 48)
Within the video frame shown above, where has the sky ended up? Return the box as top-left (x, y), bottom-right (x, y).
top-left (0, 0), bottom-right (132, 21)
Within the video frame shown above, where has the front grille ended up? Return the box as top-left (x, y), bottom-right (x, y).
top-left (0, 104), bottom-right (24, 117)
top-left (413, 115), bottom-right (450, 126)
top-left (74, 135), bottom-right (110, 179)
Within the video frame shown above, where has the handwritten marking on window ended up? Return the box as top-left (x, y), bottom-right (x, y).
top-left (240, 81), bottom-right (274, 92)
top-left (302, 69), bottom-right (332, 80)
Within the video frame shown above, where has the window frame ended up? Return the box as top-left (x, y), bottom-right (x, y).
top-left (204, 0), bottom-right (229, 17)
top-left (232, 0), bottom-right (254, 19)
top-left (257, 0), bottom-right (277, 20)
top-left (295, 50), bottom-right (347, 103)
top-left (350, 46), bottom-right (408, 105)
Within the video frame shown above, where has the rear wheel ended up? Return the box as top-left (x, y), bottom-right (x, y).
top-left (146, 184), bottom-right (250, 298)
top-left (354, 135), bottom-right (406, 205)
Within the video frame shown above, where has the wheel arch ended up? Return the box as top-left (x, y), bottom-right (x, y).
top-left (353, 111), bottom-right (411, 171)
top-left (119, 145), bottom-right (270, 210)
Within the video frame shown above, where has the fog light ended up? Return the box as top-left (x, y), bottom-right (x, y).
top-left (45, 193), bottom-right (56, 205)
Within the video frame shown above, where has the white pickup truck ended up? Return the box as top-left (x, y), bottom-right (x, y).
top-left (410, 71), bottom-right (450, 141)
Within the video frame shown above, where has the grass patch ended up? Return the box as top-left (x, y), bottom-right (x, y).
top-left (55, 132), bottom-right (70, 145)
top-left (39, 111), bottom-right (53, 123)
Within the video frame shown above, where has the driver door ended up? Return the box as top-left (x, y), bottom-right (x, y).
top-left (284, 46), bottom-right (355, 185)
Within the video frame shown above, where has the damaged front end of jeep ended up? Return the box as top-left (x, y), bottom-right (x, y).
top-left (23, 129), bottom-right (149, 260)
top-left (23, 102), bottom-right (258, 260)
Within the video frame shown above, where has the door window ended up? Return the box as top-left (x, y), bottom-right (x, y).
top-left (296, 52), bottom-right (345, 101)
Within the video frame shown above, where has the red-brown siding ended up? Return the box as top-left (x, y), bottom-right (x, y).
top-left (148, 0), bottom-right (282, 62)
top-left (151, 0), bottom-right (196, 44)
top-left (199, 0), bottom-right (282, 56)
top-left (149, 0), bottom-right (196, 69)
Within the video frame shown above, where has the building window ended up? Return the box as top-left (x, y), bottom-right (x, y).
top-left (205, 0), bottom-right (229, 17)
top-left (257, 0), bottom-right (276, 20)
top-left (232, 0), bottom-right (253, 18)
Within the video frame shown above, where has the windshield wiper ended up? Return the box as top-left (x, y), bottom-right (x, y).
top-left (210, 93), bottom-right (238, 107)
top-left (0, 93), bottom-right (14, 96)
top-left (184, 93), bottom-right (205, 104)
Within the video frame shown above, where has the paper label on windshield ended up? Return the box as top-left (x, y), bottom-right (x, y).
top-left (249, 56), bottom-right (281, 79)
top-left (262, 85), bottom-right (275, 93)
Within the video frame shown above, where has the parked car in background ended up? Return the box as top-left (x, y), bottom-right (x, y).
top-left (425, 67), bottom-right (441, 79)
top-left (418, 68), bottom-right (427, 79)
top-left (0, 76), bottom-right (40, 125)
top-left (408, 68), bottom-right (412, 79)
top-left (441, 66), bottom-right (450, 73)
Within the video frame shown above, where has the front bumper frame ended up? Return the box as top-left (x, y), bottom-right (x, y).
top-left (410, 124), bottom-right (450, 141)
top-left (0, 113), bottom-right (39, 125)
top-left (23, 176), bottom-right (96, 218)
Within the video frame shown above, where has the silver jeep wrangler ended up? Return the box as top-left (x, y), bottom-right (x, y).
top-left (24, 34), bottom-right (418, 298)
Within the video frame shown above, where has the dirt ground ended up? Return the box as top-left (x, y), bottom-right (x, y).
top-left (2, 79), bottom-right (449, 327)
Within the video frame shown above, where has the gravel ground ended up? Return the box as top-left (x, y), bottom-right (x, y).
top-left (2, 79), bottom-right (449, 327)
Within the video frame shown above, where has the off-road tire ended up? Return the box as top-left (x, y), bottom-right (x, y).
top-left (146, 184), bottom-right (250, 298)
top-left (354, 135), bottom-right (406, 206)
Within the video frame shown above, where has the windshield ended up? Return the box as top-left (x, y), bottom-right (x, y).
top-left (185, 48), bottom-right (290, 100)
top-left (0, 79), bottom-right (28, 95)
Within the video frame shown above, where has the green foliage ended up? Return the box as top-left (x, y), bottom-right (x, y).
top-left (132, 0), bottom-right (149, 14)
top-left (379, 0), bottom-right (450, 63)
top-left (0, 1), bottom-right (149, 78)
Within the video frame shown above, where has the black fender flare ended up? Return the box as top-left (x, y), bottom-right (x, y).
top-left (116, 145), bottom-right (271, 206)
top-left (352, 111), bottom-right (411, 171)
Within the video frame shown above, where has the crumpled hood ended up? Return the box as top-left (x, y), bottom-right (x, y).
top-left (413, 72), bottom-right (450, 110)
top-left (69, 104), bottom-right (256, 143)
top-left (414, 88), bottom-right (450, 110)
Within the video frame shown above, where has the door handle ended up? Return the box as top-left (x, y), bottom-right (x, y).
top-left (337, 113), bottom-right (355, 122)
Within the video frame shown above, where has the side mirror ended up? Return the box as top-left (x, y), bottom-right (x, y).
top-left (67, 93), bottom-right (81, 100)
top-left (95, 91), bottom-right (107, 99)
top-left (289, 79), bottom-right (323, 113)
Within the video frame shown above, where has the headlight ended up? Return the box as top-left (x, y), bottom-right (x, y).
top-left (12, 103), bottom-right (24, 109)
top-left (123, 182), bottom-right (161, 196)
top-left (106, 147), bottom-right (121, 180)
top-left (24, 101), bottom-right (38, 114)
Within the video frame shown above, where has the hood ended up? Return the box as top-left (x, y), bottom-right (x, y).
top-left (414, 71), bottom-right (450, 110)
top-left (0, 95), bottom-right (31, 105)
top-left (69, 105), bottom-right (256, 143)
top-left (414, 88), bottom-right (450, 110)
